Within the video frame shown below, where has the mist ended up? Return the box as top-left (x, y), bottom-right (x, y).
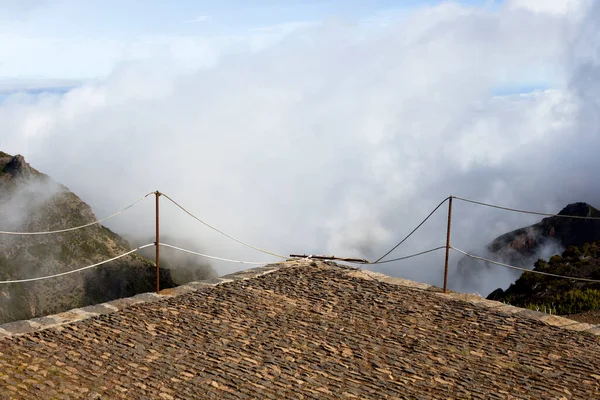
top-left (2, 1), bottom-right (600, 294)
top-left (450, 236), bottom-right (567, 296)
top-left (131, 234), bottom-right (217, 285)
top-left (0, 177), bottom-right (62, 233)
top-left (0, 174), bottom-right (65, 283)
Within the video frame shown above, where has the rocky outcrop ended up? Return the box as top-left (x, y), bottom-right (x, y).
top-left (487, 202), bottom-right (600, 259)
top-left (0, 152), bottom-right (176, 323)
top-left (455, 202), bottom-right (600, 291)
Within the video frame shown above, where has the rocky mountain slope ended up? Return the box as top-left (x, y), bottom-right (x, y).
top-left (455, 202), bottom-right (600, 291)
top-left (486, 202), bottom-right (600, 261)
top-left (0, 152), bottom-right (176, 323)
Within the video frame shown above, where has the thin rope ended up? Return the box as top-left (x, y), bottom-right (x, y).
top-left (0, 192), bottom-right (155, 235)
top-left (371, 246), bottom-right (447, 265)
top-left (0, 244), bottom-right (154, 284)
top-left (373, 197), bottom-right (450, 263)
top-left (451, 246), bottom-right (600, 283)
top-left (160, 243), bottom-right (279, 265)
top-left (160, 193), bottom-right (287, 259)
top-left (453, 196), bottom-right (600, 220)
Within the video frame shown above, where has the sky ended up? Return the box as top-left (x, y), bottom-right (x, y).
top-left (0, 0), bottom-right (539, 82)
top-left (2, 0), bottom-right (600, 295)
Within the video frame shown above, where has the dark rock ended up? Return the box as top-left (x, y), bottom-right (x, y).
top-left (487, 288), bottom-right (504, 301)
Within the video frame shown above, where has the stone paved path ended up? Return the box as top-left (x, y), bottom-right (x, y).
top-left (1, 262), bottom-right (599, 399)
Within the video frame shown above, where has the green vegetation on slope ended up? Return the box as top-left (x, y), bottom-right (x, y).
top-left (487, 241), bottom-right (600, 314)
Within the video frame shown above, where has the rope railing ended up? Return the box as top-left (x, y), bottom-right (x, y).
top-left (453, 196), bottom-right (600, 220)
top-left (160, 243), bottom-right (282, 265)
top-left (373, 197), bottom-right (450, 263)
top-left (371, 246), bottom-right (447, 265)
top-left (0, 192), bottom-right (154, 235)
top-left (3, 189), bottom-right (600, 294)
top-left (451, 246), bottom-right (600, 283)
top-left (0, 244), bottom-right (154, 284)
top-left (160, 193), bottom-right (287, 259)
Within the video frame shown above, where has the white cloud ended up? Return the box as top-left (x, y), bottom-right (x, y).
top-left (0, 0), bottom-right (47, 18)
top-left (0, 78), bottom-right (81, 92)
top-left (0, 34), bottom-right (229, 79)
top-left (184, 15), bottom-right (210, 23)
top-left (1, 2), bottom-right (598, 297)
top-left (506, 0), bottom-right (589, 16)
top-left (0, 27), bottom-right (313, 79)
top-left (248, 21), bottom-right (314, 33)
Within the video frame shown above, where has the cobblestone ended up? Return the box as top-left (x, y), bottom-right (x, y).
top-left (0, 261), bottom-right (599, 398)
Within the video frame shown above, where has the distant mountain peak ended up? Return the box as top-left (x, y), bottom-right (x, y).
top-left (454, 200), bottom-right (600, 295)
top-left (1, 153), bottom-right (41, 181)
top-left (5, 154), bottom-right (28, 174)
top-left (557, 202), bottom-right (600, 218)
top-left (0, 150), bottom-right (177, 323)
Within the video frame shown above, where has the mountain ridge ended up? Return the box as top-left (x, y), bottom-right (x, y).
top-left (487, 202), bottom-right (600, 258)
top-left (0, 152), bottom-right (176, 323)
top-left (455, 201), bottom-right (600, 293)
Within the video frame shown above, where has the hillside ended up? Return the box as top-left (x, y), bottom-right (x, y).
top-left (0, 152), bottom-right (176, 323)
top-left (487, 202), bottom-right (600, 259)
top-left (456, 202), bottom-right (600, 290)
top-left (487, 241), bottom-right (600, 316)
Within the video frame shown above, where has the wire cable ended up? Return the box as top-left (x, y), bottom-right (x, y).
top-left (160, 243), bottom-right (280, 265)
top-left (0, 192), bottom-right (154, 235)
top-left (453, 196), bottom-right (600, 220)
top-left (0, 244), bottom-right (154, 284)
top-left (451, 246), bottom-right (600, 283)
top-left (373, 197), bottom-right (450, 263)
top-left (371, 246), bottom-right (447, 265)
top-left (160, 193), bottom-right (287, 259)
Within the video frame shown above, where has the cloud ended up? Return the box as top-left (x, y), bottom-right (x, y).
top-left (0, 30), bottom-right (306, 79)
top-left (248, 21), bottom-right (314, 33)
top-left (0, 78), bottom-right (81, 93)
top-left (184, 15), bottom-right (211, 23)
top-left (1, 2), bottom-right (598, 296)
top-left (506, 0), bottom-right (589, 16)
top-left (0, 0), bottom-right (48, 18)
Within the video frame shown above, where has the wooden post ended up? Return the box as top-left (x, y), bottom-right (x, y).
top-left (155, 191), bottom-right (161, 294)
top-left (443, 196), bottom-right (453, 293)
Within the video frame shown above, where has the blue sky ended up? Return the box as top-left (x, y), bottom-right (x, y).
top-left (0, 0), bottom-right (554, 95)
top-left (0, 86), bottom-right (73, 103)
top-left (16, 0), bottom-right (495, 36)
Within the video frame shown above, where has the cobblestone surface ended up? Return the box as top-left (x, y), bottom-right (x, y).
top-left (1, 261), bottom-right (599, 399)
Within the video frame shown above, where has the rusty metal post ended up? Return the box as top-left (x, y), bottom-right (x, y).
top-left (155, 191), bottom-right (161, 294)
top-left (443, 196), bottom-right (453, 293)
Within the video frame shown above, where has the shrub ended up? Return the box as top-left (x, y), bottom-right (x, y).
top-left (529, 289), bottom-right (600, 315)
